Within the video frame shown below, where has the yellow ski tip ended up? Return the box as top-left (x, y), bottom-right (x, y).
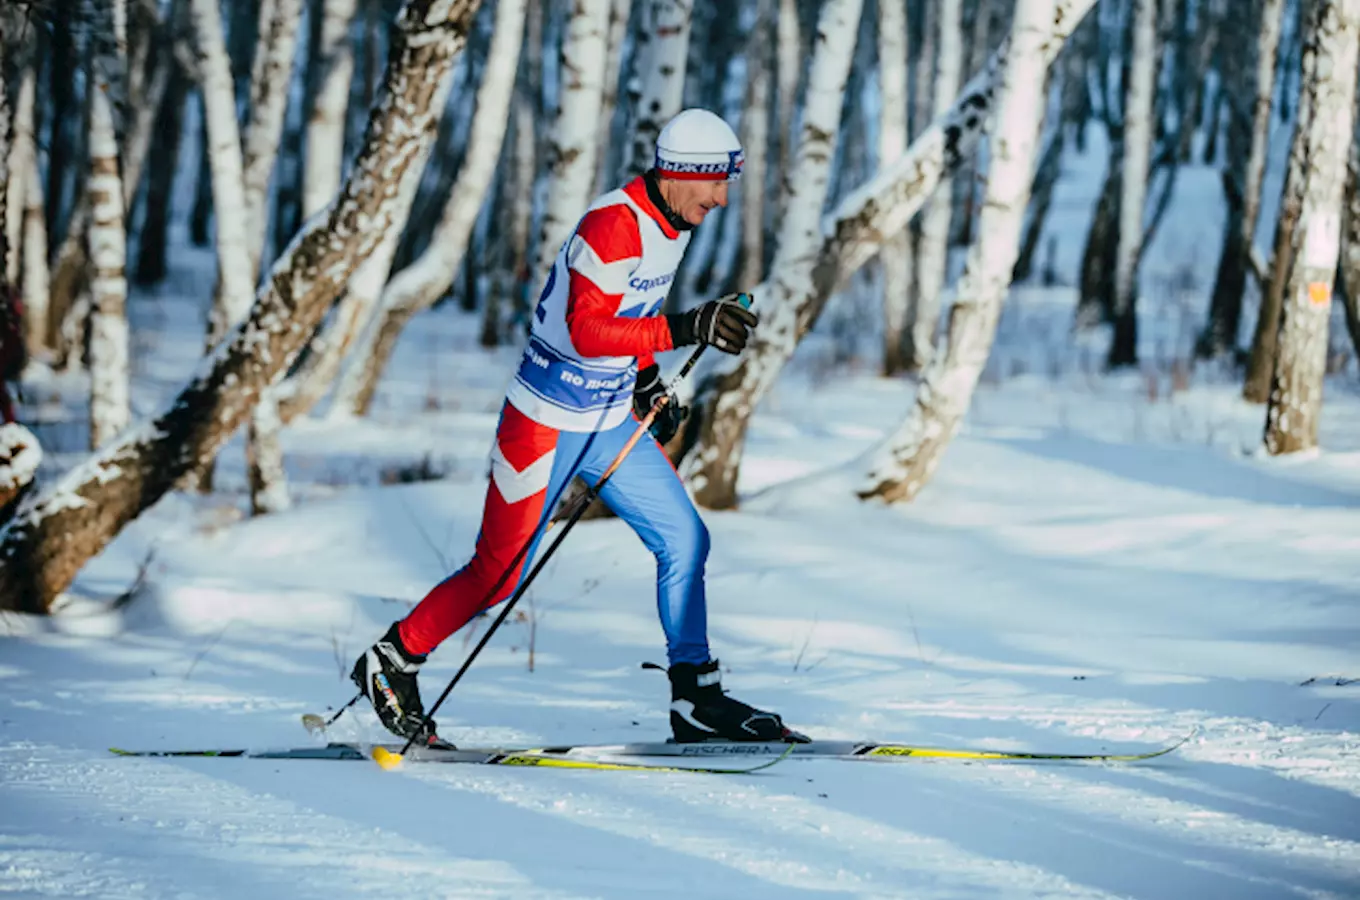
top-left (371, 747), bottom-right (404, 770)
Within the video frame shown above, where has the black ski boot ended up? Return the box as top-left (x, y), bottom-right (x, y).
top-left (351, 623), bottom-right (441, 745)
top-left (668, 659), bottom-right (809, 743)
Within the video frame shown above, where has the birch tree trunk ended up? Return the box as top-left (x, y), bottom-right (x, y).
top-left (0, 14), bottom-right (12, 298)
top-left (1199, 0), bottom-right (1285, 359)
top-left (594, 0), bottom-right (631, 195)
top-left (1340, 143), bottom-right (1360, 361)
top-left (88, 0), bottom-right (132, 449)
top-left (908, 0), bottom-right (964, 372)
top-left (536, 0), bottom-right (612, 280)
top-left (238, 0), bottom-right (306, 516)
top-left (1107, 0), bottom-right (1158, 368)
top-left (859, 0), bottom-right (1055, 503)
top-left (620, 0), bottom-right (692, 180)
top-left (321, 0), bottom-right (526, 420)
top-left (192, 0), bottom-right (256, 350)
top-left (3, 63), bottom-right (35, 288)
top-left (739, 0), bottom-right (774, 290)
top-left (21, 156), bottom-right (48, 355)
top-left (1263, 0), bottom-right (1360, 455)
top-left (775, 0), bottom-right (801, 177)
top-left (681, 0), bottom-right (1100, 509)
top-left (0, 0), bottom-right (481, 615)
top-left (303, 0), bottom-right (359, 219)
top-left (877, 0), bottom-right (912, 375)
top-left (682, 0), bottom-right (864, 509)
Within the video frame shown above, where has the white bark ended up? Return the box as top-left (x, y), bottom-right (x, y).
top-left (1244, 0), bottom-right (1287, 265)
top-left (776, 0), bottom-right (801, 176)
top-left (536, 0), bottom-right (612, 279)
top-left (3, 65), bottom-right (34, 286)
top-left (860, 0), bottom-right (1056, 503)
top-left (88, 0), bottom-right (131, 449)
top-left (1110, 0), bottom-right (1158, 349)
top-left (238, 0), bottom-right (306, 514)
top-left (0, 0), bottom-right (481, 615)
top-left (191, 0), bottom-right (256, 348)
top-left (594, 0), bottom-right (632, 194)
top-left (877, 0), bottom-right (911, 375)
top-left (683, 0), bottom-right (864, 509)
top-left (909, 0), bottom-right (963, 371)
top-left (683, 0), bottom-right (1099, 508)
top-left (740, 0), bottom-right (774, 290)
top-left (242, 0), bottom-right (304, 261)
top-left (303, 0), bottom-right (359, 218)
top-left (322, 0), bottom-right (526, 421)
top-left (622, 0), bottom-right (692, 179)
top-left (1264, 0), bottom-right (1360, 456)
top-left (21, 156), bottom-right (48, 354)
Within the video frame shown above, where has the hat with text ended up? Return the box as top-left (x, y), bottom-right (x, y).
top-left (654, 109), bottom-right (744, 182)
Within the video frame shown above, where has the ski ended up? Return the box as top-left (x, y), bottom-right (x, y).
top-left (109, 741), bottom-right (794, 775)
top-left (301, 712), bottom-right (1194, 763)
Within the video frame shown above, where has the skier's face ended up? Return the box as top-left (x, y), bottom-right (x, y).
top-left (662, 178), bottom-right (730, 227)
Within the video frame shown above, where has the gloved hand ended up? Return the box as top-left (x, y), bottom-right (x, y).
top-left (633, 364), bottom-right (687, 445)
top-left (665, 293), bottom-right (758, 355)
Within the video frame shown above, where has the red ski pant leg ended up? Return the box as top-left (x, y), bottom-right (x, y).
top-left (398, 404), bottom-right (561, 657)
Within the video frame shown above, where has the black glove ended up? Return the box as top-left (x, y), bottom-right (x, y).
top-left (633, 364), bottom-right (687, 445)
top-left (665, 293), bottom-right (758, 355)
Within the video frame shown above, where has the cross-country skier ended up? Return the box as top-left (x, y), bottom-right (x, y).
top-left (352, 109), bottom-right (807, 746)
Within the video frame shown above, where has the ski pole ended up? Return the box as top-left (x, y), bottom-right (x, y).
top-left (398, 293), bottom-right (753, 758)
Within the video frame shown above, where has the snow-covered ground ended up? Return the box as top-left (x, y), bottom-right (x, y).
top-left (4, 108), bottom-right (1360, 898)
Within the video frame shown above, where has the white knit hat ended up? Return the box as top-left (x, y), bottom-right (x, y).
top-left (654, 109), bottom-right (744, 182)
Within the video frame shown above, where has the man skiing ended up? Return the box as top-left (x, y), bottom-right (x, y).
top-left (352, 109), bottom-right (806, 746)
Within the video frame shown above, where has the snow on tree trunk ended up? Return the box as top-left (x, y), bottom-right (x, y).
top-left (593, 0), bottom-right (631, 194)
top-left (877, 0), bottom-right (911, 375)
top-left (303, 0), bottom-right (359, 218)
top-left (319, 0), bottom-right (525, 421)
top-left (775, 0), bottom-right (800, 177)
top-left (739, 0), bottom-right (774, 290)
top-left (908, 0), bottom-right (964, 372)
top-left (859, 0), bottom-right (1056, 503)
top-left (191, 0), bottom-right (256, 350)
top-left (1107, 0), bottom-right (1157, 369)
top-left (535, 0), bottom-right (611, 282)
top-left (88, 0), bottom-right (132, 449)
top-left (681, 0), bottom-right (1099, 509)
top-left (21, 156), bottom-right (48, 354)
top-left (1263, 0), bottom-right (1360, 456)
top-left (245, 394), bottom-right (290, 515)
top-left (682, 0), bottom-right (863, 510)
top-left (620, 0), bottom-right (691, 180)
top-left (0, 424), bottom-right (42, 517)
top-left (1199, 0), bottom-right (1284, 359)
top-left (0, 0), bottom-right (481, 615)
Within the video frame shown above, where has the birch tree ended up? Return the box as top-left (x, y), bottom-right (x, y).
top-left (1263, 0), bottom-right (1360, 455)
top-left (0, 11), bottom-right (12, 297)
top-left (620, 0), bottom-right (692, 180)
top-left (22, 155), bottom-right (49, 355)
top-left (536, 0), bottom-right (612, 280)
top-left (1199, 0), bottom-right (1285, 359)
top-left (87, 0), bottom-right (131, 448)
top-left (594, 0), bottom-right (632, 194)
top-left (3, 61), bottom-right (35, 288)
top-left (739, 0), bottom-right (774, 290)
top-left (1107, 0), bottom-right (1158, 368)
top-left (775, 0), bottom-right (801, 176)
top-left (1341, 143), bottom-right (1360, 360)
top-left (191, 0), bottom-right (255, 351)
top-left (0, 0), bottom-right (482, 615)
top-left (681, 0), bottom-right (1100, 509)
top-left (860, 0), bottom-right (1057, 502)
top-left (682, 0), bottom-right (864, 508)
top-left (877, 0), bottom-right (912, 375)
top-left (324, 0), bottom-right (526, 420)
top-left (908, 0), bottom-right (964, 372)
top-left (303, 0), bottom-right (359, 219)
